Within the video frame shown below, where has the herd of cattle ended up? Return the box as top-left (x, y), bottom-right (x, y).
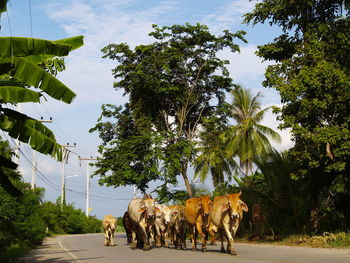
top-left (102, 192), bottom-right (248, 255)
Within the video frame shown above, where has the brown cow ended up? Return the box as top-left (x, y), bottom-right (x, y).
top-left (209, 192), bottom-right (248, 255)
top-left (168, 204), bottom-right (187, 250)
top-left (122, 211), bottom-right (132, 244)
top-left (184, 196), bottom-right (212, 252)
top-left (102, 215), bottom-right (117, 246)
top-left (128, 198), bottom-right (160, 251)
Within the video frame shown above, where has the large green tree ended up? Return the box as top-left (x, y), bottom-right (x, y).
top-left (225, 85), bottom-right (281, 175)
top-left (0, 0), bottom-right (83, 195)
top-left (94, 23), bottom-right (246, 196)
top-left (244, 0), bottom-right (350, 212)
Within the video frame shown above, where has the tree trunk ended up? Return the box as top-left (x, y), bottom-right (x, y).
top-left (181, 162), bottom-right (193, 198)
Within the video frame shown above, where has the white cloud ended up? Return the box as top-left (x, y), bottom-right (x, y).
top-left (260, 104), bottom-right (294, 151)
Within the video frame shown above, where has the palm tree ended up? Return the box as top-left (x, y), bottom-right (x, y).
top-left (225, 85), bottom-right (281, 175)
top-left (193, 117), bottom-right (238, 187)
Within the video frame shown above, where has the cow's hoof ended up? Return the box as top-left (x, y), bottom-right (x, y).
top-left (221, 248), bottom-right (226, 253)
top-left (230, 249), bottom-right (237, 256)
top-left (202, 248), bottom-right (207, 252)
top-left (192, 248), bottom-right (197, 252)
top-left (164, 245), bottom-right (169, 248)
top-left (210, 241), bottom-right (217, 246)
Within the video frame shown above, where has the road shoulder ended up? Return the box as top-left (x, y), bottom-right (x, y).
top-left (16, 236), bottom-right (75, 263)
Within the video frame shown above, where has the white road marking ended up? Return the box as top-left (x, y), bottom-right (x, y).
top-left (58, 240), bottom-right (80, 262)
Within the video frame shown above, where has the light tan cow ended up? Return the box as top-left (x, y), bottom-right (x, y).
top-left (128, 198), bottom-right (160, 251)
top-left (184, 196), bottom-right (212, 252)
top-left (209, 192), bottom-right (248, 255)
top-left (102, 215), bottom-right (117, 246)
top-left (168, 204), bottom-right (187, 250)
top-left (154, 204), bottom-right (171, 248)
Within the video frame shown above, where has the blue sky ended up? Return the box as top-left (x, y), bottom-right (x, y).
top-left (1, 0), bottom-right (293, 219)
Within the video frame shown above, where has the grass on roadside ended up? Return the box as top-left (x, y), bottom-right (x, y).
top-left (237, 232), bottom-right (350, 248)
top-left (0, 243), bottom-right (32, 263)
top-left (278, 232), bottom-right (350, 248)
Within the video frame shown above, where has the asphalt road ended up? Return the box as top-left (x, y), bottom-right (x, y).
top-left (20, 233), bottom-right (350, 263)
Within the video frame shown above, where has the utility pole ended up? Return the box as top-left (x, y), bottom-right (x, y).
top-left (61, 143), bottom-right (76, 211)
top-left (78, 156), bottom-right (97, 217)
top-left (31, 117), bottom-right (52, 190)
top-left (14, 104), bottom-right (21, 170)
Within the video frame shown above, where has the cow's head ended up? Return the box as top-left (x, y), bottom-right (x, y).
top-left (162, 206), bottom-right (172, 226)
top-left (222, 192), bottom-right (248, 221)
top-left (110, 218), bottom-right (116, 231)
top-left (197, 195), bottom-right (212, 230)
top-left (139, 199), bottom-right (160, 221)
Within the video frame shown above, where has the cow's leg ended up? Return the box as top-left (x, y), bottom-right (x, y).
top-left (220, 230), bottom-right (226, 253)
top-left (140, 225), bottom-right (150, 251)
top-left (190, 225), bottom-right (197, 251)
top-left (154, 225), bottom-right (161, 248)
top-left (223, 224), bottom-right (237, 255)
top-left (164, 227), bottom-right (169, 248)
top-left (110, 230), bottom-right (115, 246)
top-left (209, 227), bottom-right (217, 245)
top-left (181, 225), bottom-right (187, 250)
top-left (131, 229), bottom-right (137, 250)
top-left (104, 231), bottom-right (109, 246)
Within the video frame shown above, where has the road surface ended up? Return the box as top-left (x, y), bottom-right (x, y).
top-left (20, 233), bottom-right (350, 263)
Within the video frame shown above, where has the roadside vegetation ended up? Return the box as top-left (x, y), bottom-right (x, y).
top-left (0, 143), bottom-right (101, 261)
top-left (0, 0), bottom-right (349, 261)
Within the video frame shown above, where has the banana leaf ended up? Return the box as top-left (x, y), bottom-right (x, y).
top-left (0, 108), bottom-right (62, 161)
top-left (0, 37), bottom-right (72, 58)
top-left (0, 86), bottom-right (41, 103)
top-left (54, 36), bottom-right (84, 51)
top-left (0, 0), bottom-right (8, 13)
top-left (0, 168), bottom-right (23, 197)
top-left (0, 58), bottom-right (76, 103)
top-left (24, 36), bottom-right (84, 64)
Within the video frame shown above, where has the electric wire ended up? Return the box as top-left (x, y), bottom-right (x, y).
top-left (28, 0), bottom-right (33, 37)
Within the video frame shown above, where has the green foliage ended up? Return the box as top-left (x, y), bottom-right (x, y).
top-left (244, 0), bottom-right (350, 232)
top-left (41, 201), bottom-right (102, 235)
top-left (0, 1), bottom-right (83, 196)
top-left (224, 85), bottom-right (281, 175)
top-left (90, 104), bottom-right (161, 192)
top-left (94, 23), bottom-right (246, 196)
top-left (0, 178), bottom-right (46, 249)
top-left (193, 106), bottom-right (239, 187)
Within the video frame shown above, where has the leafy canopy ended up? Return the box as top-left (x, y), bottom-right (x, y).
top-left (93, 23), bottom-right (246, 196)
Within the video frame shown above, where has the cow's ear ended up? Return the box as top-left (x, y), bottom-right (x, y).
top-left (139, 207), bottom-right (146, 213)
top-left (171, 211), bottom-right (178, 217)
top-left (222, 202), bottom-right (230, 212)
top-left (155, 206), bottom-right (161, 214)
top-left (240, 201), bottom-right (248, 212)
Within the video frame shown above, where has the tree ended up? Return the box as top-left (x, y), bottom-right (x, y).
top-left (244, 0), bottom-right (350, 215)
top-left (193, 108), bottom-right (239, 187)
top-left (89, 104), bottom-right (161, 192)
top-left (225, 85), bottom-right (281, 175)
top-left (95, 23), bottom-right (246, 196)
top-left (0, 0), bottom-right (83, 195)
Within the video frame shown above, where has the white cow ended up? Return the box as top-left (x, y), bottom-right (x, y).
top-left (128, 198), bottom-right (160, 250)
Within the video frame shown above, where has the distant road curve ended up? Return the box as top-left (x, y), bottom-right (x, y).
top-left (21, 233), bottom-right (350, 263)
